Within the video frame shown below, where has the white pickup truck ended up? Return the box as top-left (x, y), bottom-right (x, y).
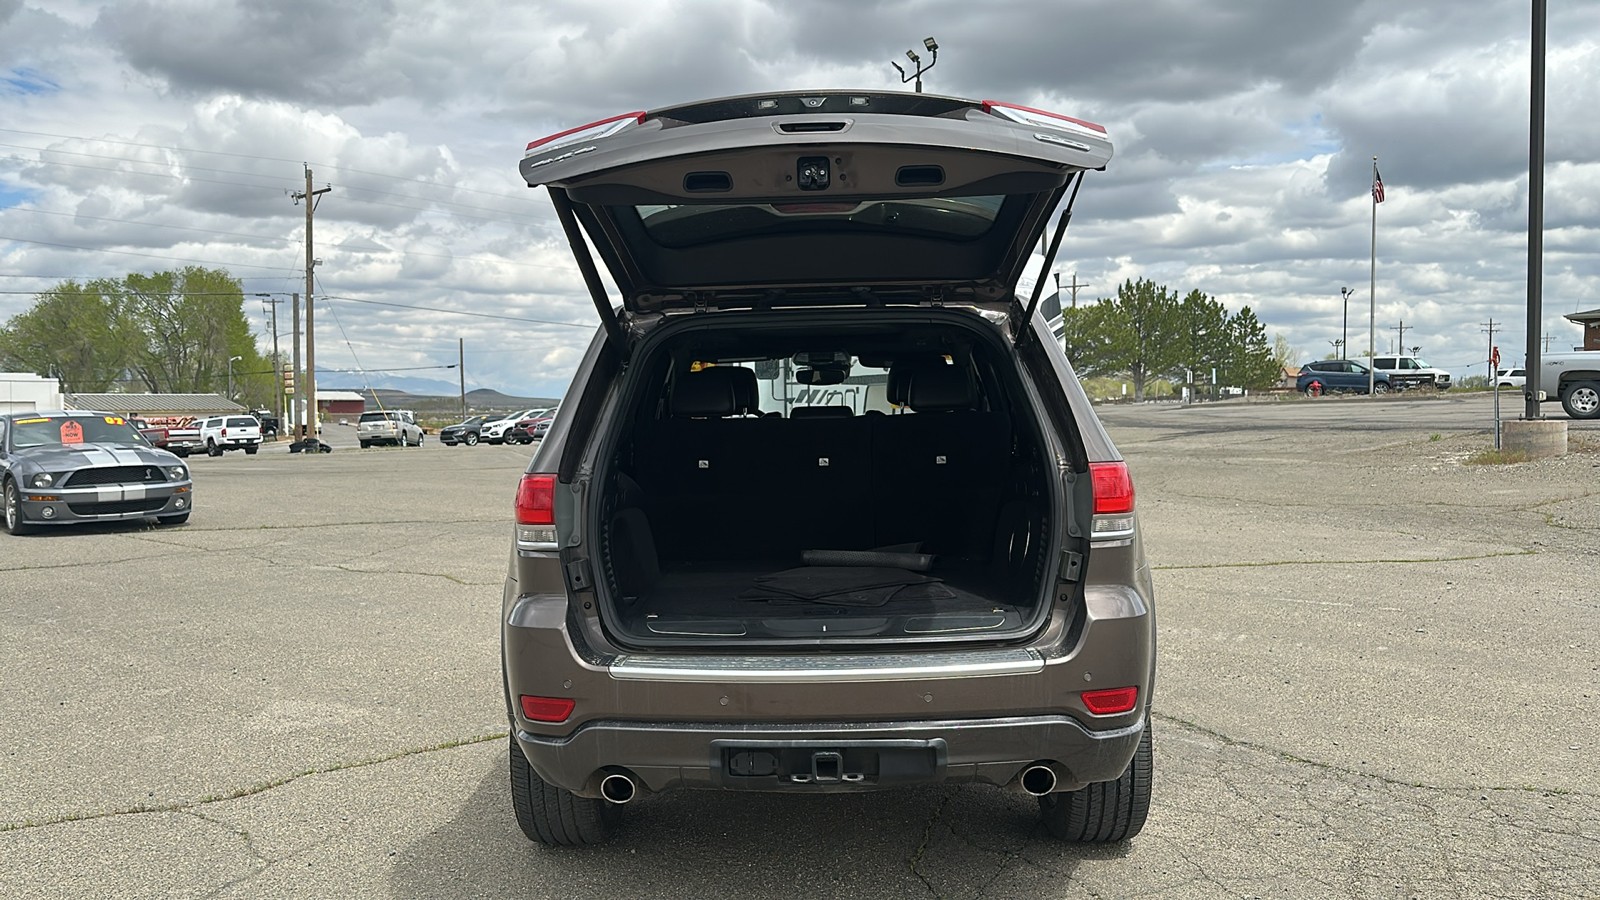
top-left (1537, 350), bottom-right (1600, 419)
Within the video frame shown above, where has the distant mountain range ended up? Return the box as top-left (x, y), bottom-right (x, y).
top-left (315, 369), bottom-right (558, 414)
top-left (316, 370), bottom-right (464, 397)
top-left (340, 386), bottom-right (559, 415)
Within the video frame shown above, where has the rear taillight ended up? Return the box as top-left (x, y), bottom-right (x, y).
top-left (220, 428), bottom-right (228, 437)
top-left (515, 473), bottom-right (559, 548)
top-left (515, 474), bottom-right (556, 525)
top-left (519, 695), bottom-right (575, 723)
top-left (1088, 461), bottom-right (1136, 539)
top-left (1089, 461), bottom-right (1134, 514)
top-left (1080, 686), bottom-right (1139, 716)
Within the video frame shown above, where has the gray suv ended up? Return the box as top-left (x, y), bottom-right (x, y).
top-left (502, 91), bottom-right (1156, 847)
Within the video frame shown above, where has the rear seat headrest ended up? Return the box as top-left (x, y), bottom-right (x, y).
top-left (908, 364), bottom-right (977, 412)
top-left (728, 366), bottom-right (760, 415)
top-left (671, 365), bottom-right (761, 417)
top-left (887, 356), bottom-right (947, 406)
top-left (670, 369), bottom-right (738, 417)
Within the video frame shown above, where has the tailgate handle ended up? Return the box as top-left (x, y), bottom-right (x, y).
top-left (776, 121), bottom-right (848, 133)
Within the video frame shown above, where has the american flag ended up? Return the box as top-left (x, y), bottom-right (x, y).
top-left (1372, 167), bottom-right (1385, 203)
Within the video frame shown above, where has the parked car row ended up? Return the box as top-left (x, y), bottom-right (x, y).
top-left (444, 408), bottom-right (557, 446)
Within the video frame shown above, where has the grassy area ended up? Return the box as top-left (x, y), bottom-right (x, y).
top-left (1464, 447), bottom-right (1532, 465)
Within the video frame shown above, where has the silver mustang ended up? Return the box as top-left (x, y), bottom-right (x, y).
top-left (1, 411), bottom-right (195, 535)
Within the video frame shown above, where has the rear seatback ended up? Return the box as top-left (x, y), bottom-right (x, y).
top-left (635, 363), bottom-right (1011, 563)
top-left (870, 364), bottom-right (1010, 555)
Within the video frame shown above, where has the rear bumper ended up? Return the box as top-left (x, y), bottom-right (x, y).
top-left (514, 714), bottom-right (1144, 798)
top-left (504, 576), bottom-right (1156, 798)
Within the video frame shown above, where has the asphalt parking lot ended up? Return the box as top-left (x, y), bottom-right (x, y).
top-left (2, 394), bottom-right (1597, 899)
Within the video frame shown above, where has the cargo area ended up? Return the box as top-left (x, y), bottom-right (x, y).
top-left (589, 318), bottom-right (1069, 647)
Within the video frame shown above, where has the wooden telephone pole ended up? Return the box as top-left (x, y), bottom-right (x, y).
top-left (291, 166), bottom-right (330, 441)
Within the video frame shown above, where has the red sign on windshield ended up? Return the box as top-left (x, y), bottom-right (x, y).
top-left (60, 420), bottom-right (84, 444)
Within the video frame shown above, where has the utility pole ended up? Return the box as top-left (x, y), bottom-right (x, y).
top-left (291, 292), bottom-right (302, 439)
top-left (1394, 321), bottom-right (1412, 357)
top-left (292, 166), bottom-right (331, 444)
top-left (1055, 271), bottom-right (1093, 309)
top-left (459, 338), bottom-right (466, 415)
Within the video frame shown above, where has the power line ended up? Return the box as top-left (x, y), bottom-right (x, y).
top-left (13, 207), bottom-right (301, 247)
top-left (318, 294), bottom-right (593, 328)
top-left (0, 126), bottom-right (541, 203)
top-left (1, 154), bottom-right (545, 226)
top-left (0, 234), bottom-right (302, 272)
top-left (0, 153), bottom-right (294, 194)
top-left (2, 207), bottom-right (579, 273)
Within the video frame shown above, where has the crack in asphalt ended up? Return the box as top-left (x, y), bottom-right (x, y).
top-left (1152, 711), bottom-right (1597, 800)
top-left (1151, 548), bottom-right (1538, 571)
top-left (906, 789), bottom-right (954, 897)
top-left (0, 731), bottom-right (508, 834)
top-left (181, 809), bottom-right (273, 899)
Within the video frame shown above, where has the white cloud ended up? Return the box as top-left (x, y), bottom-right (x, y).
top-left (1, 0), bottom-right (1597, 396)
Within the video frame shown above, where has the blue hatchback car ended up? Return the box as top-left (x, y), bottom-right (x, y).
top-left (1297, 360), bottom-right (1392, 396)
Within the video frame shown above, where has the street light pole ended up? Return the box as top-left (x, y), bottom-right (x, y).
top-left (1339, 286), bottom-right (1354, 359)
top-left (890, 37), bottom-right (940, 92)
top-left (256, 293), bottom-right (284, 435)
top-left (227, 356), bottom-right (242, 400)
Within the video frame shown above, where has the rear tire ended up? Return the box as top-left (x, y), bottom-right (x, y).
top-left (1371, 381), bottom-right (1390, 395)
top-left (206, 440), bottom-right (221, 457)
top-left (508, 736), bottom-right (619, 847)
top-left (4, 479), bottom-right (38, 536)
top-left (1039, 718), bottom-right (1152, 843)
top-left (1561, 380), bottom-right (1600, 419)
top-left (359, 440), bottom-right (371, 449)
top-left (1303, 381), bottom-right (1322, 398)
top-left (466, 432), bottom-right (479, 446)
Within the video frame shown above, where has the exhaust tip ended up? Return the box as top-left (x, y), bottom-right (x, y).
top-left (600, 772), bottom-right (637, 804)
top-left (1020, 764), bottom-right (1058, 797)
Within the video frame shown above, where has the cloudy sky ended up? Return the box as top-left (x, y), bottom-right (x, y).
top-left (2, 0), bottom-right (1597, 397)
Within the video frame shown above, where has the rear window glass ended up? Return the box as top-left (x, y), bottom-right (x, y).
top-left (359, 412), bottom-right (398, 423)
top-left (632, 196), bottom-right (1006, 248)
top-left (226, 417), bottom-right (258, 428)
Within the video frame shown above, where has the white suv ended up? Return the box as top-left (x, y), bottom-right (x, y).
top-left (357, 410), bottom-right (424, 448)
top-left (1369, 355), bottom-right (1452, 390)
top-left (197, 414), bottom-right (263, 456)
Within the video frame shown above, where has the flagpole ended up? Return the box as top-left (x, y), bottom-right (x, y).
top-left (1369, 155), bottom-right (1378, 397)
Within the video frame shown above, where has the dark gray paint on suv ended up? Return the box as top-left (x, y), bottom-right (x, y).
top-left (501, 91), bottom-right (1156, 847)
